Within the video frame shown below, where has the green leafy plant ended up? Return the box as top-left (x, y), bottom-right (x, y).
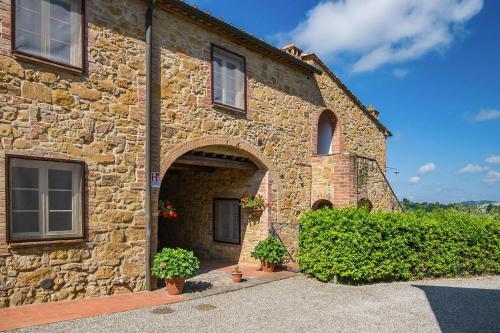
top-left (299, 207), bottom-right (500, 284)
top-left (240, 193), bottom-right (267, 211)
top-left (251, 236), bottom-right (287, 264)
top-left (151, 248), bottom-right (200, 279)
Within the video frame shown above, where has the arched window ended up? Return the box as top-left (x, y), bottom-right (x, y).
top-left (312, 199), bottom-right (333, 210)
top-left (317, 111), bottom-right (336, 155)
top-left (358, 198), bottom-right (373, 212)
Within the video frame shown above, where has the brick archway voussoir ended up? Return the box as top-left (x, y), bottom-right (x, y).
top-left (159, 136), bottom-right (275, 179)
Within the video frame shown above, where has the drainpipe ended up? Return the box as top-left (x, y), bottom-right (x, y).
top-left (145, 0), bottom-right (156, 291)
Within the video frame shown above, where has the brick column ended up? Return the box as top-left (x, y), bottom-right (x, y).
top-left (332, 153), bottom-right (357, 207)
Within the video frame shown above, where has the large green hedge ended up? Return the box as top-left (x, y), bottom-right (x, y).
top-left (299, 207), bottom-right (500, 283)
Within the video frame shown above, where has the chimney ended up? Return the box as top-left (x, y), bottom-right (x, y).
top-left (367, 104), bottom-right (380, 119)
top-left (282, 43), bottom-right (303, 58)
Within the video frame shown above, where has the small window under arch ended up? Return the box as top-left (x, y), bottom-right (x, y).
top-left (358, 198), bottom-right (373, 212)
top-left (312, 200), bottom-right (333, 210)
top-left (317, 111), bottom-right (336, 155)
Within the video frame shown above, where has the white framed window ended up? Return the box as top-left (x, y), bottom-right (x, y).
top-left (213, 199), bottom-right (240, 244)
top-left (9, 157), bottom-right (83, 242)
top-left (14, 0), bottom-right (83, 68)
top-left (212, 45), bottom-right (245, 110)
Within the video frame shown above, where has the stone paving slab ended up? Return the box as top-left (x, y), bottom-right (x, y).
top-left (0, 262), bottom-right (296, 332)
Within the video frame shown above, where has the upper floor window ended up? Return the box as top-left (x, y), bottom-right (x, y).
top-left (14, 0), bottom-right (83, 69)
top-left (212, 45), bottom-right (246, 111)
top-left (317, 111), bottom-right (335, 155)
top-left (9, 157), bottom-right (83, 242)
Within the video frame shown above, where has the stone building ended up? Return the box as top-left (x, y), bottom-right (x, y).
top-left (0, 0), bottom-right (401, 307)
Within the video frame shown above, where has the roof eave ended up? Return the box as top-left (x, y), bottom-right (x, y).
top-left (302, 53), bottom-right (392, 137)
top-left (160, 0), bottom-right (322, 75)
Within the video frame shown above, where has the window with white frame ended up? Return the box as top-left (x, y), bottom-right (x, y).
top-left (14, 0), bottom-right (83, 68)
top-left (212, 46), bottom-right (245, 110)
top-left (213, 199), bottom-right (240, 244)
top-left (9, 157), bottom-right (83, 241)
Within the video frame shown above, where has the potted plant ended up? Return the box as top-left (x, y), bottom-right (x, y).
top-left (159, 200), bottom-right (178, 221)
top-left (251, 236), bottom-right (287, 272)
top-left (240, 193), bottom-right (267, 217)
top-left (151, 248), bottom-right (199, 295)
top-left (231, 265), bottom-right (243, 283)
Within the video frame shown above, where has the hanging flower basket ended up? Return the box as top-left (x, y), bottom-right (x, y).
top-left (240, 193), bottom-right (267, 217)
top-left (159, 200), bottom-right (177, 221)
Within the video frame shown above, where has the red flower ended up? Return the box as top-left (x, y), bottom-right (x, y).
top-left (166, 205), bottom-right (172, 210)
top-left (171, 212), bottom-right (177, 218)
top-left (161, 211), bottom-right (167, 217)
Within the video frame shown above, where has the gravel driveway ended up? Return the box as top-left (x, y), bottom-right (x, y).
top-left (12, 275), bottom-right (500, 333)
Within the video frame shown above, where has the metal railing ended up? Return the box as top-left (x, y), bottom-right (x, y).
top-left (269, 221), bottom-right (300, 264)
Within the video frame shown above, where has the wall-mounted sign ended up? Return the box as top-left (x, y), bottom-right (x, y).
top-left (151, 171), bottom-right (161, 188)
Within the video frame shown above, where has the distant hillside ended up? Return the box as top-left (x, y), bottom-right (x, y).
top-left (459, 200), bottom-right (500, 207)
top-left (401, 198), bottom-right (500, 220)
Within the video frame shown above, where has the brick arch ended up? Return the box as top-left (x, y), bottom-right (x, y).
top-left (312, 199), bottom-right (333, 210)
top-left (357, 197), bottom-right (373, 211)
top-left (159, 136), bottom-right (275, 179)
top-left (152, 136), bottom-right (277, 277)
top-left (312, 109), bottom-right (344, 155)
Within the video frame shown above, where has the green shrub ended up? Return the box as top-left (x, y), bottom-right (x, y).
top-left (151, 248), bottom-right (200, 279)
top-left (251, 235), bottom-right (287, 264)
top-left (299, 207), bottom-right (500, 283)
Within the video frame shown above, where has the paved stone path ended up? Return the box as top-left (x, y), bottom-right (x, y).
top-left (7, 275), bottom-right (500, 332)
top-left (0, 262), bottom-right (296, 331)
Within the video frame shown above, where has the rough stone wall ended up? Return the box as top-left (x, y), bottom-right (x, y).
top-left (0, 0), bottom-right (398, 308)
top-left (311, 155), bottom-right (335, 205)
top-left (310, 63), bottom-right (388, 171)
top-left (270, 222), bottom-right (300, 264)
top-left (356, 157), bottom-right (402, 212)
top-left (153, 8), bottom-right (320, 228)
top-left (160, 167), bottom-right (268, 263)
top-left (0, 0), bottom-right (148, 307)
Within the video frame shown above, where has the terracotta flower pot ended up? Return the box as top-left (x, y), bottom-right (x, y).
top-left (165, 277), bottom-right (185, 295)
top-left (261, 261), bottom-right (276, 272)
top-left (231, 272), bottom-right (243, 283)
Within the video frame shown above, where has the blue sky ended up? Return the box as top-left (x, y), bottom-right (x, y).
top-left (188, 0), bottom-right (500, 203)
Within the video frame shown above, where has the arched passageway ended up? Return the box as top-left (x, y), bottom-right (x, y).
top-left (157, 142), bottom-right (273, 265)
top-left (317, 110), bottom-right (340, 155)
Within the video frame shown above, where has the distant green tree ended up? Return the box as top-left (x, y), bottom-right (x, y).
top-left (401, 199), bottom-right (499, 220)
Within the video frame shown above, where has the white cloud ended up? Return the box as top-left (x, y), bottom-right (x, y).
top-left (485, 155), bottom-right (500, 164)
top-left (393, 68), bottom-right (409, 78)
top-left (409, 176), bottom-right (421, 184)
top-left (418, 162), bottom-right (437, 175)
top-left (408, 162), bottom-right (436, 184)
top-left (457, 164), bottom-right (489, 174)
top-left (474, 109), bottom-right (500, 122)
top-left (282, 0), bottom-right (483, 73)
top-left (484, 170), bottom-right (500, 184)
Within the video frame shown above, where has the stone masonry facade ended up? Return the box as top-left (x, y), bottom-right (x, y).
top-left (0, 0), bottom-right (401, 307)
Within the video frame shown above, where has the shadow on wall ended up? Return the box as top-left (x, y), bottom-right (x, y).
top-left (414, 285), bottom-right (500, 333)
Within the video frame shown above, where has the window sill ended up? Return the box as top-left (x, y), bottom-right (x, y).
top-left (213, 240), bottom-right (241, 247)
top-left (12, 51), bottom-right (84, 76)
top-left (312, 152), bottom-right (344, 157)
top-left (8, 238), bottom-right (85, 248)
top-left (212, 102), bottom-right (247, 115)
